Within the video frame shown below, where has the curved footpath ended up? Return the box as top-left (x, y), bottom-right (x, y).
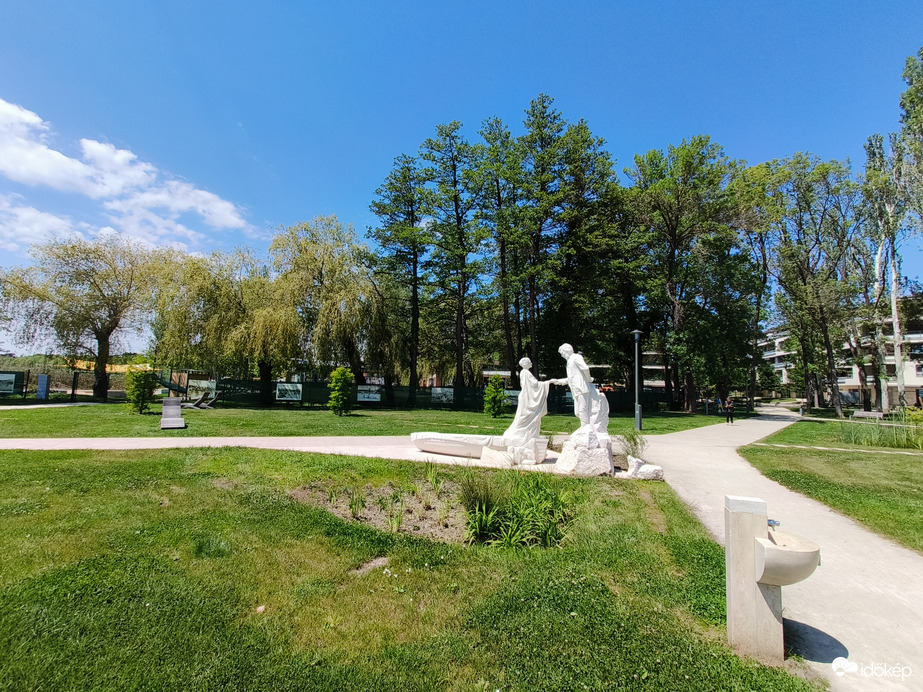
top-left (642, 407), bottom-right (922, 692)
top-left (1, 407), bottom-right (920, 690)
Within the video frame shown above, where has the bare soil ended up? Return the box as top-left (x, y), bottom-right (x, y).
top-left (291, 479), bottom-right (468, 544)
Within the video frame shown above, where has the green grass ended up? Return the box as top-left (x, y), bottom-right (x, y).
top-left (741, 421), bottom-right (923, 553)
top-left (0, 404), bottom-right (725, 439)
top-left (0, 447), bottom-right (818, 691)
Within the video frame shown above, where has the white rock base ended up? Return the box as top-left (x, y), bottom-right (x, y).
top-left (614, 454), bottom-right (664, 481)
top-left (556, 436), bottom-right (614, 476)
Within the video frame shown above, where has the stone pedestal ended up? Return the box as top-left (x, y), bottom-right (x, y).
top-left (161, 397), bottom-right (186, 429)
top-left (556, 430), bottom-right (614, 476)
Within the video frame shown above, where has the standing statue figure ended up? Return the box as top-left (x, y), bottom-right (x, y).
top-left (502, 357), bottom-right (551, 448)
top-left (551, 343), bottom-right (609, 434)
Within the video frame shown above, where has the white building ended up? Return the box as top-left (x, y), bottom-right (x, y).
top-left (761, 327), bottom-right (923, 407)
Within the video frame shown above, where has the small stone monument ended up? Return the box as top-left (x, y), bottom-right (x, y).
top-left (160, 397), bottom-right (186, 429)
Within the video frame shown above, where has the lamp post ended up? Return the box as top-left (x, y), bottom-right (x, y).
top-left (631, 329), bottom-right (643, 430)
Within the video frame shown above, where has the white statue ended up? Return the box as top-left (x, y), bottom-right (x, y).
top-left (502, 357), bottom-right (550, 447)
top-left (411, 357), bottom-right (551, 464)
top-left (550, 343), bottom-right (609, 434)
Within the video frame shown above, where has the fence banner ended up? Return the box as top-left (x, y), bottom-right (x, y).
top-left (275, 382), bottom-right (303, 401)
top-left (357, 385), bottom-right (381, 402)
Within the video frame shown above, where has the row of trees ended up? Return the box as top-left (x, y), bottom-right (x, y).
top-left (2, 49), bottom-right (922, 414)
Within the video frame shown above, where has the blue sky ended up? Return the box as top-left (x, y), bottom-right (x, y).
top-left (1, 2), bottom-right (922, 279)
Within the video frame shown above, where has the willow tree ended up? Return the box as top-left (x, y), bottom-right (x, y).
top-left (272, 215), bottom-right (384, 384)
top-left (153, 250), bottom-right (305, 401)
top-left (0, 235), bottom-right (158, 400)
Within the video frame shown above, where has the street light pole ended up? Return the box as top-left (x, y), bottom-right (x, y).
top-left (631, 329), bottom-right (643, 431)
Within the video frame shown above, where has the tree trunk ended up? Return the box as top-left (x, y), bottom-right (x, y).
top-left (93, 333), bottom-right (111, 401)
top-left (408, 255), bottom-right (419, 407)
top-left (889, 245), bottom-right (907, 407)
top-left (875, 325), bottom-right (891, 413)
top-left (499, 237), bottom-right (518, 389)
top-left (817, 302), bottom-right (844, 418)
top-left (683, 369), bottom-right (696, 412)
top-left (257, 359), bottom-right (273, 405)
top-left (455, 271), bottom-right (465, 390)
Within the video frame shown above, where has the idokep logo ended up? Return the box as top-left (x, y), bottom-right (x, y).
top-left (832, 658), bottom-right (858, 676)
top-left (832, 657), bottom-right (912, 682)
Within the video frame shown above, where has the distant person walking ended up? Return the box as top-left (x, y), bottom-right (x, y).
top-left (725, 397), bottom-right (735, 425)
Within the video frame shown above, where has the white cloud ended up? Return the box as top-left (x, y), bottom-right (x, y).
top-left (0, 97), bottom-right (252, 252)
top-left (0, 194), bottom-right (82, 253)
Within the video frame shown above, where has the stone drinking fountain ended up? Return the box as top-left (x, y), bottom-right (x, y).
top-left (725, 495), bottom-right (821, 664)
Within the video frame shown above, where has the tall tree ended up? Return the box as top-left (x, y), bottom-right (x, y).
top-left (477, 116), bottom-right (526, 385)
top-left (900, 46), bottom-right (923, 215)
top-left (421, 122), bottom-right (485, 390)
top-left (520, 94), bottom-right (567, 370)
top-left (1, 235), bottom-right (158, 400)
top-left (864, 133), bottom-right (914, 408)
top-left (767, 154), bottom-right (863, 418)
top-left (369, 154), bottom-right (432, 404)
top-left (629, 135), bottom-right (747, 411)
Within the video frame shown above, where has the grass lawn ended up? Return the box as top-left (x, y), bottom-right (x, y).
top-left (0, 447), bottom-right (818, 691)
top-left (740, 421), bottom-right (923, 553)
top-left (0, 404), bottom-right (727, 439)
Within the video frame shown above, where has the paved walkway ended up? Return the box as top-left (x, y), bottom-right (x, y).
top-left (1, 407), bottom-right (920, 690)
top-left (643, 407), bottom-right (921, 692)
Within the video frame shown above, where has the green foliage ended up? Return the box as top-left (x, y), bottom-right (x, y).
top-left (346, 485), bottom-right (366, 519)
top-left (327, 366), bottom-right (354, 416)
top-left (619, 428), bottom-right (648, 458)
top-left (482, 374), bottom-right (506, 418)
top-left (124, 361), bottom-right (160, 414)
top-left (458, 470), bottom-right (576, 547)
top-left (1, 236), bottom-right (160, 400)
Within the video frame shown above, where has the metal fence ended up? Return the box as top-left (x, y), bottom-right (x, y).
top-left (213, 379), bottom-right (671, 412)
top-left (0, 368), bottom-right (127, 401)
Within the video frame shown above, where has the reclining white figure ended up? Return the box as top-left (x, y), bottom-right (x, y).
top-left (411, 357), bottom-right (551, 463)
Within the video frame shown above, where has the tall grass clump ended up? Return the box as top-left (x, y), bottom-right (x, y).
top-left (458, 470), bottom-right (576, 547)
top-left (837, 414), bottom-right (923, 450)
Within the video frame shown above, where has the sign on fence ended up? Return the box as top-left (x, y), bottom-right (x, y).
top-left (431, 387), bottom-right (454, 404)
top-left (275, 382), bottom-right (303, 402)
top-left (36, 374), bottom-right (50, 401)
top-left (0, 373), bottom-right (15, 394)
top-left (357, 385), bottom-right (381, 402)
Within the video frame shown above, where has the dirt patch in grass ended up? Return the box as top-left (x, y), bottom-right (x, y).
top-left (291, 481), bottom-right (468, 544)
top-left (639, 488), bottom-right (666, 534)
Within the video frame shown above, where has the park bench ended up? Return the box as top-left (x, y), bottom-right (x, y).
top-left (852, 410), bottom-right (885, 420)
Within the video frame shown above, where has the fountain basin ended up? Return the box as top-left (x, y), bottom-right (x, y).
top-left (754, 530), bottom-right (820, 586)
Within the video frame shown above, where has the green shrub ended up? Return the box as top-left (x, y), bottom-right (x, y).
top-left (124, 363), bottom-right (160, 414)
top-left (459, 470), bottom-right (576, 548)
top-left (327, 367), bottom-right (354, 416)
top-left (483, 374), bottom-right (506, 418)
